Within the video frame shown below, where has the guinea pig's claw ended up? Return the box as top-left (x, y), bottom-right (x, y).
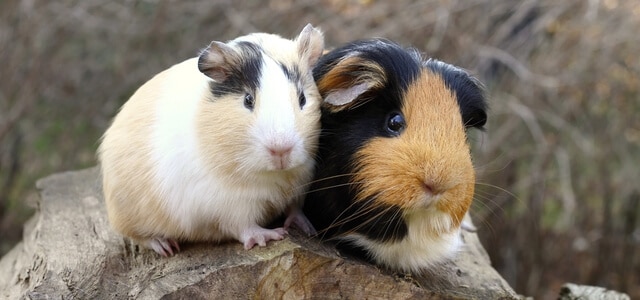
top-left (240, 226), bottom-right (287, 250)
top-left (284, 209), bottom-right (317, 236)
top-left (148, 238), bottom-right (180, 257)
top-left (169, 239), bottom-right (181, 252)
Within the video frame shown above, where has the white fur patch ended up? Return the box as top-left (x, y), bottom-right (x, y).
top-left (249, 56), bottom-right (303, 171)
top-left (340, 209), bottom-right (462, 273)
top-left (149, 56), bottom-right (316, 241)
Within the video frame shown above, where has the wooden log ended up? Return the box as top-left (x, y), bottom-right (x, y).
top-left (0, 167), bottom-right (519, 299)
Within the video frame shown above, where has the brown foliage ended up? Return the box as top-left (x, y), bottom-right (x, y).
top-left (1, 0), bottom-right (638, 298)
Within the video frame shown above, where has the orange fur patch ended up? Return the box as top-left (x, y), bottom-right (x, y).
top-left (351, 70), bottom-right (475, 230)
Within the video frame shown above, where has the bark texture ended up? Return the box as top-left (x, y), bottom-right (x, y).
top-left (558, 283), bottom-right (630, 300)
top-left (0, 167), bottom-right (519, 299)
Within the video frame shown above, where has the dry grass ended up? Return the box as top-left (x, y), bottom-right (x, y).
top-left (1, 0), bottom-right (638, 298)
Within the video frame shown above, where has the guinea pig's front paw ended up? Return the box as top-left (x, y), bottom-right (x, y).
top-left (239, 226), bottom-right (287, 250)
top-left (145, 237), bottom-right (180, 257)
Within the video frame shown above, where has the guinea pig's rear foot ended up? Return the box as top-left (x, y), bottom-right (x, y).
top-left (284, 208), bottom-right (317, 236)
top-left (239, 226), bottom-right (287, 250)
top-left (145, 237), bottom-right (180, 257)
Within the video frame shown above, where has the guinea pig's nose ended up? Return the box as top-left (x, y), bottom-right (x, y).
top-left (267, 145), bottom-right (293, 170)
top-left (422, 180), bottom-right (443, 196)
top-left (268, 145), bottom-right (293, 158)
top-left (422, 183), bottom-right (434, 194)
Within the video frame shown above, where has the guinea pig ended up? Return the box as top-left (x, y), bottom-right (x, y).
top-left (303, 39), bottom-right (487, 273)
top-left (98, 24), bottom-right (324, 256)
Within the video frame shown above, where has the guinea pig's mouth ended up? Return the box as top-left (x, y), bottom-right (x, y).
top-left (420, 180), bottom-right (444, 202)
top-left (260, 160), bottom-right (310, 175)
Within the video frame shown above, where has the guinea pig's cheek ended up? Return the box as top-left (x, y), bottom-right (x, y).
top-left (435, 181), bottom-right (475, 227)
top-left (287, 137), bottom-right (310, 168)
top-left (351, 138), bottom-right (422, 209)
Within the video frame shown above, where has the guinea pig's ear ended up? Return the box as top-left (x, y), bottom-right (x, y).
top-left (295, 24), bottom-right (325, 67)
top-left (425, 59), bottom-right (488, 129)
top-left (198, 41), bottom-right (238, 82)
top-left (316, 56), bottom-right (386, 112)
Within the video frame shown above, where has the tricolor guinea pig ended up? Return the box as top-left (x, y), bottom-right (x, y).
top-left (99, 24), bottom-right (324, 256)
top-left (304, 39), bottom-right (487, 272)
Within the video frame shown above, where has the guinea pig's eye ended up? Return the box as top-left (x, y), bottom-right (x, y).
top-left (298, 92), bottom-right (306, 109)
top-left (244, 93), bottom-right (255, 110)
top-left (386, 112), bottom-right (406, 136)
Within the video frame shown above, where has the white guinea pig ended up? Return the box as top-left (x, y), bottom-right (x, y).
top-left (99, 24), bottom-right (324, 256)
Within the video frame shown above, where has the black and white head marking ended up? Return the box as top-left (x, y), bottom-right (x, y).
top-left (207, 41), bottom-right (264, 99)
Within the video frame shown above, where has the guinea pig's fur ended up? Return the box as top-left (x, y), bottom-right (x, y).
top-left (304, 39), bottom-right (487, 273)
top-left (99, 25), bottom-right (324, 255)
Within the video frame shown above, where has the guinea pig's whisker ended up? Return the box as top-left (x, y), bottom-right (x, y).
top-left (342, 207), bottom-right (392, 238)
top-left (452, 210), bottom-right (465, 230)
top-left (388, 206), bottom-right (406, 240)
top-left (302, 173), bottom-right (359, 187)
top-left (333, 184), bottom-right (403, 239)
top-left (471, 194), bottom-right (504, 214)
top-left (474, 182), bottom-right (518, 200)
top-left (372, 205), bottom-right (399, 241)
top-left (337, 199), bottom-right (391, 236)
top-left (468, 184), bottom-right (519, 232)
top-left (300, 177), bottom-right (368, 199)
top-left (360, 188), bottom-right (405, 240)
top-left (313, 200), bottom-right (367, 240)
top-left (316, 197), bottom-right (381, 240)
top-left (467, 209), bottom-right (497, 236)
top-left (473, 192), bottom-right (508, 210)
top-left (322, 199), bottom-right (377, 231)
top-left (471, 191), bottom-right (502, 214)
top-left (471, 192), bottom-right (511, 227)
top-left (290, 174), bottom-right (358, 197)
top-left (472, 153), bottom-right (512, 175)
top-left (472, 188), bottom-right (502, 202)
top-left (474, 182), bottom-right (523, 210)
top-left (302, 181), bottom-right (357, 196)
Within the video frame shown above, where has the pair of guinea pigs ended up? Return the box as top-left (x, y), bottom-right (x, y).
top-left (98, 24), bottom-right (487, 273)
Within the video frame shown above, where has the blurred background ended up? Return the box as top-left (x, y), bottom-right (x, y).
top-left (1, 0), bottom-right (638, 298)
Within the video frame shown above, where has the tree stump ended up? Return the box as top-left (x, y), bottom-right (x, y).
top-left (0, 167), bottom-right (519, 299)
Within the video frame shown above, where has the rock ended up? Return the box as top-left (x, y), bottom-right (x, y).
top-left (559, 283), bottom-right (630, 300)
top-left (0, 167), bottom-right (519, 299)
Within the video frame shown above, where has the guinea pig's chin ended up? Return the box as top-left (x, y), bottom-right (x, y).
top-left (404, 206), bottom-right (456, 235)
top-left (404, 202), bottom-right (441, 220)
top-left (416, 194), bottom-right (443, 209)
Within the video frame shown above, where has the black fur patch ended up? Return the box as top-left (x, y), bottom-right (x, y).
top-left (209, 41), bottom-right (263, 98)
top-left (314, 39), bottom-right (424, 144)
top-left (279, 62), bottom-right (307, 108)
top-left (314, 39), bottom-right (422, 101)
top-left (306, 39), bottom-right (425, 243)
top-left (279, 62), bottom-right (301, 84)
top-left (424, 59), bottom-right (487, 129)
